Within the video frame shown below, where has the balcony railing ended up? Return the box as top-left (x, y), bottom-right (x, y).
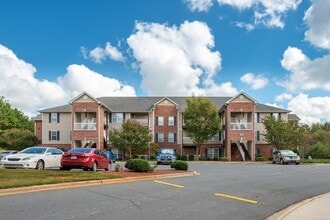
top-left (230, 123), bottom-right (252, 130)
top-left (132, 119), bottom-right (149, 126)
top-left (183, 136), bottom-right (220, 144)
top-left (74, 123), bottom-right (97, 130)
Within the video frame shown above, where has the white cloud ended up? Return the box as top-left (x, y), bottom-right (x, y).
top-left (304, 0), bottom-right (330, 49)
top-left (0, 44), bottom-right (135, 116)
top-left (57, 64), bottom-right (136, 98)
top-left (127, 21), bottom-right (238, 96)
top-left (280, 46), bottom-right (330, 92)
top-left (185, 0), bottom-right (302, 29)
top-left (287, 94), bottom-right (330, 125)
top-left (81, 42), bottom-right (125, 63)
top-left (184, 0), bottom-right (214, 12)
top-left (275, 92), bottom-right (292, 102)
top-left (240, 73), bottom-right (268, 90)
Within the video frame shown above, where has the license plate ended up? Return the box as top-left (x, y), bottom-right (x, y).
top-left (71, 156), bottom-right (77, 159)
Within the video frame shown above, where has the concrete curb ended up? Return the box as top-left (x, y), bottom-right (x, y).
top-left (0, 171), bottom-right (199, 197)
top-left (266, 193), bottom-right (330, 220)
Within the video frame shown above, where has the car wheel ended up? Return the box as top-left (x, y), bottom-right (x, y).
top-left (60, 167), bottom-right (70, 171)
top-left (280, 158), bottom-right (285, 165)
top-left (295, 162), bottom-right (300, 165)
top-left (105, 162), bottom-right (111, 171)
top-left (272, 160), bottom-right (276, 164)
top-left (83, 168), bottom-right (89, 171)
top-left (36, 160), bottom-right (45, 170)
top-left (92, 162), bottom-right (97, 171)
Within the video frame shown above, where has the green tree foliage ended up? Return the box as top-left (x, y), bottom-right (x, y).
top-left (183, 97), bottom-right (221, 155)
top-left (109, 120), bottom-right (152, 158)
top-left (262, 116), bottom-right (304, 150)
top-left (307, 142), bottom-right (330, 159)
top-left (0, 96), bottom-right (34, 132)
top-left (0, 129), bottom-right (38, 150)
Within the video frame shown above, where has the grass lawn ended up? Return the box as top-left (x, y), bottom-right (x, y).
top-left (301, 158), bottom-right (330, 164)
top-left (0, 169), bottom-right (121, 189)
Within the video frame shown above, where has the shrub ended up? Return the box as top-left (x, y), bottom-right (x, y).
top-left (307, 142), bottom-right (330, 159)
top-left (188, 155), bottom-right (194, 161)
top-left (179, 155), bottom-right (187, 161)
top-left (132, 155), bottom-right (139, 159)
top-left (219, 157), bottom-right (228, 161)
top-left (140, 155), bottom-right (146, 160)
top-left (170, 160), bottom-right (188, 170)
top-left (125, 158), bottom-right (150, 172)
top-left (255, 156), bottom-right (266, 161)
top-left (150, 155), bottom-right (156, 160)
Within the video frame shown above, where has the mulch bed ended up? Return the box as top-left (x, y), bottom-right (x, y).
top-left (107, 168), bottom-right (191, 178)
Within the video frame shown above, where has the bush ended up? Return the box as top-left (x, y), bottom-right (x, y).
top-left (188, 155), bottom-right (194, 161)
top-left (170, 160), bottom-right (188, 170)
top-left (219, 157), bottom-right (228, 161)
top-left (132, 155), bottom-right (139, 159)
top-left (307, 142), bottom-right (330, 159)
top-left (179, 155), bottom-right (187, 161)
top-left (255, 156), bottom-right (266, 161)
top-left (150, 155), bottom-right (156, 160)
top-left (125, 158), bottom-right (150, 172)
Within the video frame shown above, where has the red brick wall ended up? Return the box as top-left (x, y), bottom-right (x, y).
top-left (34, 120), bottom-right (42, 144)
top-left (154, 104), bottom-right (179, 152)
top-left (256, 144), bottom-right (274, 160)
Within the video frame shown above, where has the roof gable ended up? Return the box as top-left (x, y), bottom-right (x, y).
top-left (226, 91), bottom-right (257, 104)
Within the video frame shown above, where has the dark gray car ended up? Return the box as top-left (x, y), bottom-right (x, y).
top-left (272, 149), bottom-right (300, 165)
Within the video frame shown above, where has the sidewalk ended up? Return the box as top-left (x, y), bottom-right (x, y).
top-left (267, 192), bottom-right (330, 220)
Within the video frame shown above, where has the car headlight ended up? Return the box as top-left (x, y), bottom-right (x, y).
top-left (22, 156), bottom-right (35, 161)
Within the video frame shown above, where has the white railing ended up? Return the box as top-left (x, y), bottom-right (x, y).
top-left (74, 123), bottom-right (97, 130)
top-left (133, 119), bottom-right (149, 126)
top-left (230, 123), bottom-right (252, 130)
top-left (183, 136), bottom-right (220, 144)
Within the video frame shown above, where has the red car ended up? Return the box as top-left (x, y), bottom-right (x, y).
top-left (61, 148), bottom-right (111, 171)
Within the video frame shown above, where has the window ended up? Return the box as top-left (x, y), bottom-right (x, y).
top-left (168, 116), bottom-right (176, 126)
top-left (111, 113), bottom-right (124, 123)
top-left (168, 132), bottom-right (176, 142)
top-left (207, 148), bottom-right (219, 160)
top-left (157, 116), bottom-right (164, 126)
top-left (255, 113), bottom-right (260, 123)
top-left (256, 148), bottom-right (261, 155)
top-left (49, 131), bottom-right (60, 141)
top-left (156, 133), bottom-right (164, 142)
top-left (255, 131), bottom-right (260, 141)
top-left (49, 113), bottom-right (60, 123)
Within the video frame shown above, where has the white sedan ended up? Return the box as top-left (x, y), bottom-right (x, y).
top-left (0, 146), bottom-right (64, 170)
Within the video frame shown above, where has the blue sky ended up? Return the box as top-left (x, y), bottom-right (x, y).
top-left (0, 0), bottom-right (329, 125)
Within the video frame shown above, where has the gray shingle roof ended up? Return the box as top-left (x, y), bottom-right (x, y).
top-left (37, 96), bottom-right (290, 115)
top-left (255, 104), bottom-right (290, 113)
top-left (288, 113), bottom-right (300, 121)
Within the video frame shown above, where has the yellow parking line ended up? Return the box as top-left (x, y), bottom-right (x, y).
top-left (153, 180), bottom-right (184, 189)
top-left (214, 193), bottom-right (259, 204)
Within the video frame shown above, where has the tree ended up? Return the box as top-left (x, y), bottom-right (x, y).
top-left (183, 96), bottom-right (221, 156)
top-left (0, 96), bottom-right (34, 132)
top-left (262, 116), bottom-right (304, 150)
top-left (0, 129), bottom-right (38, 150)
top-left (109, 120), bottom-right (152, 159)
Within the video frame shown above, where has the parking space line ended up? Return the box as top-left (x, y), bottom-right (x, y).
top-left (153, 180), bottom-right (184, 189)
top-left (214, 193), bottom-right (259, 204)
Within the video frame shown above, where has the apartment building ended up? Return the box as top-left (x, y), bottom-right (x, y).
top-left (34, 91), bottom-right (298, 161)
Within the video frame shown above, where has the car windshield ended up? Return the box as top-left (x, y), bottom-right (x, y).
top-left (281, 150), bottom-right (295, 155)
top-left (68, 148), bottom-right (92, 153)
top-left (160, 149), bottom-right (174, 154)
top-left (20, 147), bottom-right (47, 154)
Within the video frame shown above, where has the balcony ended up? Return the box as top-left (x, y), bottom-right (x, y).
top-left (183, 136), bottom-right (221, 144)
top-left (132, 118), bottom-right (149, 126)
top-left (230, 123), bottom-right (252, 130)
top-left (74, 122), bottom-right (97, 130)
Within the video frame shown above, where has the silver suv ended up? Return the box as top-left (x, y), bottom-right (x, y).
top-left (272, 150), bottom-right (300, 165)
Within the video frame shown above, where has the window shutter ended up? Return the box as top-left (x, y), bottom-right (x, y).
top-left (49, 131), bottom-right (51, 140)
top-left (174, 116), bottom-right (177, 125)
top-left (49, 113), bottom-right (51, 123)
top-left (156, 133), bottom-right (158, 142)
top-left (57, 113), bottom-right (60, 123)
top-left (57, 131), bottom-right (60, 141)
top-left (156, 117), bottom-right (158, 125)
top-left (174, 133), bottom-right (177, 142)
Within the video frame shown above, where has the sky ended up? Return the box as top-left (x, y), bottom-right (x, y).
top-left (0, 0), bottom-right (329, 125)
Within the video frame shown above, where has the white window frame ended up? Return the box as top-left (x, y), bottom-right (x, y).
top-left (50, 113), bottom-right (58, 123)
top-left (112, 113), bottom-right (124, 123)
top-left (157, 133), bottom-right (164, 142)
top-left (50, 131), bottom-right (58, 141)
top-left (157, 116), bottom-right (164, 126)
top-left (168, 116), bottom-right (175, 126)
top-left (168, 132), bottom-right (175, 142)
